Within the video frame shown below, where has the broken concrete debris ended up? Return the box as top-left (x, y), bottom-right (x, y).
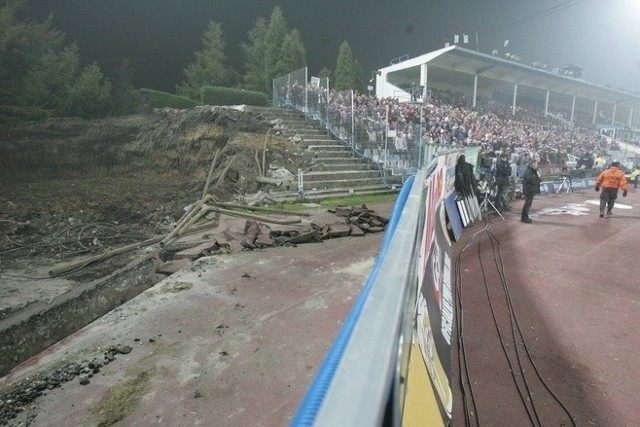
top-left (153, 204), bottom-right (388, 275)
top-left (0, 344), bottom-right (134, 424)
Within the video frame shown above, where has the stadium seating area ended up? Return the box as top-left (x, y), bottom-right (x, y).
top-left (276, 74), bottom-right (635, 177)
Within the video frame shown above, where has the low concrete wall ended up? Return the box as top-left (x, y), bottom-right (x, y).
top-left (0, 255), bottom-right (157, 377)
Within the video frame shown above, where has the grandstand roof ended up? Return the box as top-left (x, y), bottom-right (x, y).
top-left (380, 45), bottom-right (640, 108)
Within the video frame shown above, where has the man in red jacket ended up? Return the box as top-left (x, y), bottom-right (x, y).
top-left (595, 161), bottom-right (628, 217)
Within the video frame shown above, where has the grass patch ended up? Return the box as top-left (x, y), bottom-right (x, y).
top-left (317, 192), bottom-right (398, 207)
top-left (91, 370), bottom-right (152, 426)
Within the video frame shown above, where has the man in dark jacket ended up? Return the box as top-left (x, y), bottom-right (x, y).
top-left (521, 159), bottom-right (541, 223)
top-left (454, 154), bottom-right (477, 198)
top-left (494, 152), bottom-right (511, 212)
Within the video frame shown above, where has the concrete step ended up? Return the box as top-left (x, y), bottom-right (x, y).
top-left (302, 169), bottom-right (381, 181)
top-left (300, 177), bottom-right (386, 190)
top-left (249, 106), bottom-right (403, 200)
top-left (312, 151), bottom-right (356, 159)
top-left (309, 162), bottom-right (374, 171)
top-left (299, 140), bottom-right (341, 149)
top-left (311, 159), bottom-right (371, 168)
top-left (281, 132), bottom-right (333, 139)
top-left (266, 184), bottom-right (399, 202)
top-left (307, 144), bottom-right (350, 151)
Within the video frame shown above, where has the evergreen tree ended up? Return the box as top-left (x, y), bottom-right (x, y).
top-left (241, 6), bottom-right (307, 94)
top-left (111, 59), bottom-right (138, 115)
top-left (318, 67), bottom-right (332, 81)
top-left (240, 16), bottom-right (267, 92)
top-left (334, 41), bottom-right (358, 91)
top-left (353, 59), bottom-right (366, 94)
top-left (177, 20), bottom-right (230, 100)
top-left (278, 29), bottom-right (306, 76)
top-left (66, 63), bottom-right (113, 119)
top-left (0, 5), bottom-right (74, 109)
top-left (262, 6), bottom-right (289, 93)
top-left (0, 1), bottom-right (115, 121)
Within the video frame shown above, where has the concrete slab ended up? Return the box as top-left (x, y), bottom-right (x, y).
top-left (0, 218), bottom-right (387, 426)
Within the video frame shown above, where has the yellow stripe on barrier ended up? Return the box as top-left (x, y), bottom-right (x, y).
top-left (402, 344), bottom-right (446, 427)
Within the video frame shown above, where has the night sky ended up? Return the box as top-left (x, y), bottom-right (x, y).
top-left (24, 0), bottom-right (640, 93)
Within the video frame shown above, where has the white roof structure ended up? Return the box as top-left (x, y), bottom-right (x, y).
top-left (374, 45), bottom-right (640, 132)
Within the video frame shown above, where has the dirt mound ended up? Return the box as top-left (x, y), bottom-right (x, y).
top-left (0, 105), bottom-right (306, 276)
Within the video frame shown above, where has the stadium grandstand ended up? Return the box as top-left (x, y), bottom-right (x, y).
top-left (283, 46), bottom-right (640, 426)
top-left (374, 45), bottom-right (640, 137)
top-left (274, 45), bottom-right (640, 194)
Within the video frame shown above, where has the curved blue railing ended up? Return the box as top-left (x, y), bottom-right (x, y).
top-left (291, 174), bottom-right (416, 426)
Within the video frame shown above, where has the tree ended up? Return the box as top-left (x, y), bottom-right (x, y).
top-left (0, 5), bottom-right (73, 109)
top-left (318, 67), bottom-right (332, 82)
top-left (262, 6), bottom-right (288, 93)
top-left (241, 6), bottom-right (307, 94)
top-left (240, 16), bottom-right (267, 92)
top-left (177, 21), bottom-right (230, 100)
top-left (111, 59), bottom-right (138, 115)
top-left (352, 59), bottom-right (366, 94)
top-left (0, 1), bottom-right (116, 121)
top-left (278, 29), bottom-right (306, 77)
top-left (334, 41), bottom-right (358, 91)
top-left (65, 63), bottom-right (113, 119)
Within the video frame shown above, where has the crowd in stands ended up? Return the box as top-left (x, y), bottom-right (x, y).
top-left (277, 78), bottom-right (636, 177)
top-left (329, 88), bottom-right (628, 176)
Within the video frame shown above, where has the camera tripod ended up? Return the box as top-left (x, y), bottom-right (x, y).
top-left (478, 180), bottom-right (504, 219)
top-left (556, 175), bottom-right (574, 193)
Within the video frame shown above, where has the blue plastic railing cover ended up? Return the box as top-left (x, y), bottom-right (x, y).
top-left (291, 174), bottom-right (415, 426)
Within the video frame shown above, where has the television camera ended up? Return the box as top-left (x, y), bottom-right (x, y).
top-left (557, 164), bottom-right (574, 193)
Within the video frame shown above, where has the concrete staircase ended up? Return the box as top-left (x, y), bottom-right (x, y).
top-left (250, 106), bottom-right (398, 201)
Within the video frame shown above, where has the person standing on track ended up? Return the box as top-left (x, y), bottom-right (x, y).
top-left (521, 159), bottom-right (541, 223)
top-left (627, 165), bottom-right (640, 189)
top-left (494, 152), bottom-right (511, 212)
top-left (595, 161), bottom-right (628, 217)
top-left (454, 154), bottom-right (477, 198)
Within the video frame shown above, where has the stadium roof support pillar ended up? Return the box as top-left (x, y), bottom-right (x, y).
top-left (612, 104), bottom-right (617, 126)
top-left (304, 67), bottom-right (308, 114)
top-left (378, 70), bottom-right (388, 98)
top-left (512, 83), bottom-right (518, 115)
top-left (571, 96), bottom-right (576, 123)
top-left (545, 90), bottom-right (550, 117)
top-left (420, 63), bottom-right (428, 100)
top-left (473, 75), bottom-right (478, 108)
top-left (593, 101), bottom-right (598, 125)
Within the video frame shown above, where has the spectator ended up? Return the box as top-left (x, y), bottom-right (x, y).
top-left (297, 84), bottom-right (628, 178)
top-left (521, 159), bottom-right (541, 223)
top-left (493, 152), bottom-right (512, 211)
top-left (509, 155), bottom-right (519, 201)
top-left (454, 154), bottom-right (477, 198)
top-left (628, 165), bottom-right (640, 189)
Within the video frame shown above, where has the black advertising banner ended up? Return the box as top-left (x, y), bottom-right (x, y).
top-left (415, 155), bottom-right (454, 421)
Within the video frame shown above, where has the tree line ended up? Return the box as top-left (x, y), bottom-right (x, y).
top-left (0, 1), bottom-right (365, 123)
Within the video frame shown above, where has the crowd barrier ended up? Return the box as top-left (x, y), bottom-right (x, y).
top-left (290, 145), bottom-right (601, 426)
top-left (512, 176), bottom-right (597, 196)
top-left (292, 149), bottom-right (470, 426)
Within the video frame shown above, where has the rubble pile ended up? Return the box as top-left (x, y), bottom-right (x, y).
top-left (0, 344), bottom-right (133, 425)
top-left (155, 203), bottom-right (389, 273)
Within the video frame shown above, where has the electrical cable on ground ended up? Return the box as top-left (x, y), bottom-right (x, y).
top-left (453, 214), bottom-right (577, 426)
